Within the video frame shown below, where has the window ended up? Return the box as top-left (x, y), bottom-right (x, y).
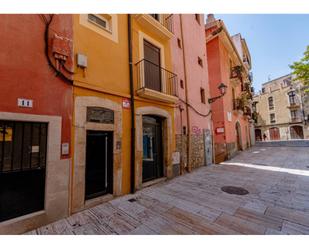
top-left (232, 88), bottom-right (236, 109)
top-left (88, 14), bottom-right (112, 32)
top-left (268, 96), bottom-right (274, 110)
top-left (177, 38), bottom-right (182, 49)
top-left (180, 79), bottom-right (184, 89)
top-left (80, 14), bottom-right (118, 43)
top-left (262, 88), bottom-right (265, 94)
top-left (283, 77), bottom-right (292, 87)
top-left (290, 110), bottom-right (297, 119)
top-left (198, 56), bottom-right (203, 67)
top-left (270, 113), bottom-right (276, 123)
top-left (195, 14), bottom-right (201, 25)
top-left (288, 91), bottom-right (296, 105)
top-left (200, 88), bottom-right (206, 104)
top-left (0, 121), bottom-right (48, 172)
top-left (149, 14), bottom-right (160, 21)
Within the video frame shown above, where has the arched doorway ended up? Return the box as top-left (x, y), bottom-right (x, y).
top-left (290, 125), bottom-right (304, 139)
top-left (269, 127), bottom-right (280, 140)
top-left (255, 129), bottom-right (262, 141)
top-left (235, 122), bottom-right (242, 150)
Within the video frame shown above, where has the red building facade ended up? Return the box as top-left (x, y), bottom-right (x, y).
top-left (205, 14), bottom-right (254, 163)
top-left (0, 14), bottom-right (73, 233)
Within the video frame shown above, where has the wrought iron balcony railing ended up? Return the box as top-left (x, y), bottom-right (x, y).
top-left (291, 117), bottom-right (302, 123)
top-left (136, 59), bottom-right (178, 97)
top-left (149, 14), bottom-right (174, 33)
top-left (233, 98), bottom-right (244, 110)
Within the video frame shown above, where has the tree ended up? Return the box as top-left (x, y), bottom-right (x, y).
top-left (290, 45), bottom-right (309, 91)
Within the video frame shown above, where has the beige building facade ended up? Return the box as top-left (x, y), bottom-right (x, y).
top-left (253, 74), bottom-right (309, 141)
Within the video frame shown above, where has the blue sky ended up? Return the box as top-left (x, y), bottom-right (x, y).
top-left (212, 14), bottom-right (309, 91)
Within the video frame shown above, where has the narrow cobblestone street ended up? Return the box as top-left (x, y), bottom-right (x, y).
top-left (27, 146), bottom-right (309, 235)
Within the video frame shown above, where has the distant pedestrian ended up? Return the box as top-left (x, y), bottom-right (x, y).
top-left (263, 133), bottom-right (267, 141)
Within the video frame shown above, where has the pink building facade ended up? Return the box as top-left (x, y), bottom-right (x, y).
top-left (205, 14), bottom-right (254, 163)
top-left (171, 14), bottom-right (213, 173)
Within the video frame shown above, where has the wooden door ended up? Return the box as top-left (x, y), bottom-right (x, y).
top-left (269, 127), bottom-right (280, 140)
top-left (143, 40), bottom-right (161, 92)
top-left (290, 126), bottom-right (304, 139)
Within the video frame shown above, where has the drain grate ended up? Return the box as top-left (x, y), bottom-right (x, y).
top-left (221, 186), bottom-right (249, 195)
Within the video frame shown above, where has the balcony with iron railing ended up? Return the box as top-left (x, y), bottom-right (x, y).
top-left (288, 98), bottom-right (301, 109)
top-left (134, 14), bottom-right (174, 40)
top-left (135, 59), bottom-right (178, 103)
top-left (290, 117), bottom-right (303, 123)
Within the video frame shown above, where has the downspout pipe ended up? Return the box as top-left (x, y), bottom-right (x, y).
top-left (180, 14), bottom-right (191, 172)
top-left (128, 14), bottom-right (136, 193)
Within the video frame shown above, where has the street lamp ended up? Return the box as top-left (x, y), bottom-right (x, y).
top-left (208, 83), bottom-right (228, 104)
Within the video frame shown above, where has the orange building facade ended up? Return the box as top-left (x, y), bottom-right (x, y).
top-left (205, 14), bottom-right (254, 163)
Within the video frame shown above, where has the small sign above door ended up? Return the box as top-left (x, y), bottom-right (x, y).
top-left (87, 107), bottom-right (114, 124)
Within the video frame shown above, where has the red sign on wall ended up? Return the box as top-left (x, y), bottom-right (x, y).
top-left (122, 98), bottom-right (131, 109)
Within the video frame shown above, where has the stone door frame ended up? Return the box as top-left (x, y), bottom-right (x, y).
top-left (135, 106), bottom-right (172, 190)
top-left (72, 96), bottom-right (123, 213)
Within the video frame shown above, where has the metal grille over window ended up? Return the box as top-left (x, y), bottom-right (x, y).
top-left (0, 121), bottom-right (48, 173)
top-left (87, 107), bottom-right (114, 124)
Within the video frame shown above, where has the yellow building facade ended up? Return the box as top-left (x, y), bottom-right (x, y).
top-left (71, 14), bottom-right (177, 214)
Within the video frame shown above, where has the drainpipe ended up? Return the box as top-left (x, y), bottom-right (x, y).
top-left (179, 14), bottom-right (191, 172)
top-left (128, 14), bottom-right (136, 193)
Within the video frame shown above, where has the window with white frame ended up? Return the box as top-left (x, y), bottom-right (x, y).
top-left (87, 14), bottom-right (112, 33)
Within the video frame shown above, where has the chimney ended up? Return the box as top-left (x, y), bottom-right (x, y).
top-left (206, 14), bottom-right (215, 24)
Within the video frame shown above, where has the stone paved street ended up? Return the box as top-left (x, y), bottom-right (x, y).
top-left (26, 146), bottom-right (309, 235)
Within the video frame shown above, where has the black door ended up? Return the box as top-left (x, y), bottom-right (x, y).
top-left (142, 116), bottom-right (163, 182)
top-left (144, 40), bottom-right (161, 92)
top-left (0, 121), bottom-right (47, 222)
top-left (85, 130), bottom-right (113, 200)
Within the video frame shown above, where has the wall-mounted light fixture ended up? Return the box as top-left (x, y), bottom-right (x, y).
top-left (208, 83), bottom-right (227, 104)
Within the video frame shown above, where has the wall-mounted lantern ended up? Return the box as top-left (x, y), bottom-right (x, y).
top-left (208, 83), bottom-right (228, 104)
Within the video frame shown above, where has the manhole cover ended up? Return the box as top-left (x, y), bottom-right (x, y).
top-left (221, 186), bottom-right (249, 195)
top-left (128, 198), bottom-right (137, 202)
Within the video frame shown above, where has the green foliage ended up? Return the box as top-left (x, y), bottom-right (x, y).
top-left (290, 45), bottom-right (309, 90)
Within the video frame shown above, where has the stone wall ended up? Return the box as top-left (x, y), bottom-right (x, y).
top-left (175, 134), bottom-right (187, 174)
top-left (226, 142), bottom-right (237, 159)
top-left (190, 133), bottom-right (205, 169)
top-left (176, 133), bottom-right (206, 172)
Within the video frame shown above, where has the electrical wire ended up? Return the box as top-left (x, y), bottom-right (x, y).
top-left (177, 98), bottom-right (212, 117)
top-left (39, 14), bottom-right (73, 84)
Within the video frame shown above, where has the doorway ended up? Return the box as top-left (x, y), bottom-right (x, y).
top-left (0, 121), bottom-right (47, 222)
top-left (255, 129), bottom-right (262, 141)
top-left (235, 122), bottom-right (242, 151)
top-left (290, 125), bottom-right (304, 139)
top-left (85, 130), bottom-right (113, 200)
top-left (269, 127), bottom-right (280, 140)
top-left (142, 115), bottom-right (163, 182)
